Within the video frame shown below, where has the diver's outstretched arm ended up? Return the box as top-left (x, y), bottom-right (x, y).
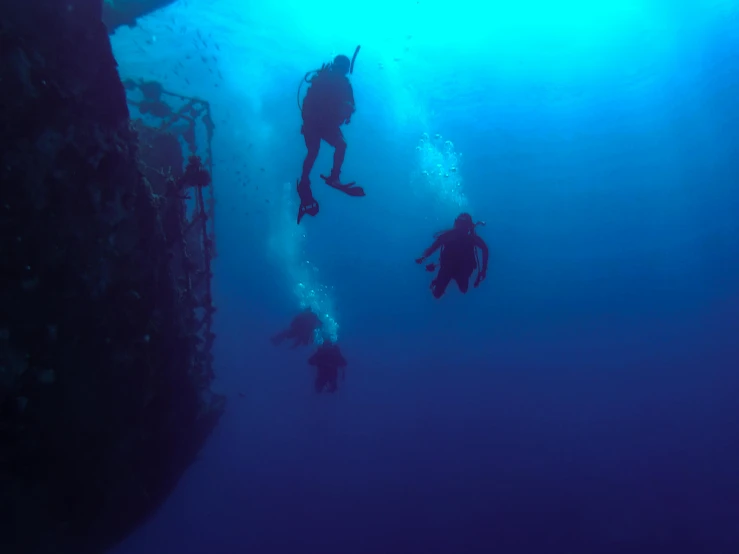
top-left (271, 330), bottom-right (289, 346)
top-left (474, 235), bottom-right (489, 274)
top-left (416, 234), bottom-right (447, 263)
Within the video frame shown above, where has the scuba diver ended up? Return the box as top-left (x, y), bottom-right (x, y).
top-left (307, 340), bottom-right (347, 393)
top-left (271, 308), bottom-right (323, 348)
top-left (416, 213), bottom-right (489, 299)
top-left (296, 46), bottom-right (365, 224)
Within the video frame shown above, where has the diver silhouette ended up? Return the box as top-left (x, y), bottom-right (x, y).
top-left (271, 308), bottom-right (323, 348)
top-left (308, 340), bottom-right (348, 393)
top-left (295, 46), bottom-right (365, 224)
top-left (416, 213), bottom-right (489, 299)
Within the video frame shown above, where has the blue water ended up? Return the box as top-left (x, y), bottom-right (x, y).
top-left (110, 1), bottom-right (739, 552)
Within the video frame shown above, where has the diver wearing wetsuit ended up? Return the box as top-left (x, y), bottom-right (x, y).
top-left (416, 213), bottom-right (489, 299)
top-left (296, 48), bottom-right (364, 223)
top-left (308, 341), bottom-right (347, 393)
top-left (271, 308), bottom-right (323, 348)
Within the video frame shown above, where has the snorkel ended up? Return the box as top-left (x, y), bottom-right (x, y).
top-left (349, 45), bottom-right (360, 74)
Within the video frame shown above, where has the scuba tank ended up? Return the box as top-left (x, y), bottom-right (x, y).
top-left (297, 45), bottom-right (361, 113)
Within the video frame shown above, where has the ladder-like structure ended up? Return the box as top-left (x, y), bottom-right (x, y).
top-left (124, 77), bottom-right (217, 387)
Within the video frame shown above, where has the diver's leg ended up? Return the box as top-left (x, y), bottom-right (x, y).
top-left (301, 124), bottom-right (321, 184)
top-left (431, 267), bottom-right (453, 299)
top-left (270, 330), bottom-right (289, 345)
top-left (315, 367), bottom-right (328, 393)
top-left (297, 124), bottom-right (321, 221)
top-left (327, 367), bottom-right (338, 393)
top-left (455, 270), bottom-right (472, 294)
top-left (322, 128), bottom-right (347, 183)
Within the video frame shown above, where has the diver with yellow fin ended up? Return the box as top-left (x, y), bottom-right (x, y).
top-left (296, 45), bottom-right (365, 224)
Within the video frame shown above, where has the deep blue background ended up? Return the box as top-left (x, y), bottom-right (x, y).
top-left (110, 3), bottom-right (739, 553)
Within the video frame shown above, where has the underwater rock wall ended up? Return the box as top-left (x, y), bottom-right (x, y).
top-left (0, 1), bottom-right (224, 553)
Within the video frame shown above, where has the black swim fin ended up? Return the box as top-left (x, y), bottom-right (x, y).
top-left (340, 184), bottom-right (366, 197)
top-left (297, 200), bottom-right (319, 224)
top-left (320, 174), bottom-right (366, 197)
top-left (296, 178), bottom-right (319, 224)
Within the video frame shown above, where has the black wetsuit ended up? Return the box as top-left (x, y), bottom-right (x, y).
top-left (300, 70), bottom-right (355, 187)
top-left (432, 232), bottom-right (479, 298)
top-left (308, 344), bottom-right (347, 393)
top-left (272, 311), bottom-right (322, 347)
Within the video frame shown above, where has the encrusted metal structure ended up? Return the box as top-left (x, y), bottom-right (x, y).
top-left (0, 3), bottom-right (224, 552)
top-left (124, 77), bottom-right (218, 385)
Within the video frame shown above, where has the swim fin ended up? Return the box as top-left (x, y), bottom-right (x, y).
top-left (297, 200), bottom-right (319, 224)
top-left (320, 174), bottom-right (366, 197)
top-left (296, 178), bottom-right (319, 224)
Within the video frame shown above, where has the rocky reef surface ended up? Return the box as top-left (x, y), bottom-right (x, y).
top-left (0, 1), bottom-right (224, 552)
